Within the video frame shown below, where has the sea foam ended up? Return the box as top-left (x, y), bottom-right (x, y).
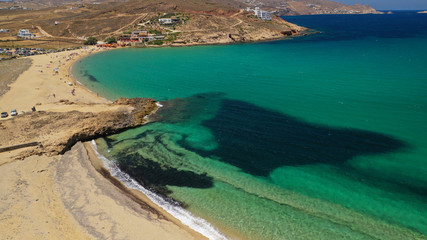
top-left (90, 140), bottom-right (228, 240)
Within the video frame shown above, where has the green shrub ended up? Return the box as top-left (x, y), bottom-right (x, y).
top-left (104, 36), bottom-right (117, 44)
top-left (84, 37), bottom-right (98, 45)
top-left (162, 13), bottom-right (176, 18)
top-left (166, 32), bottom-right (180, 42)
top-left (148, 29), bottom-right (162, 35)
top-left (149, 40), bottom-right (164, 45)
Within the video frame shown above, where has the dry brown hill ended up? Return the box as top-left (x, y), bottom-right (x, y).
top-left (0, 0), bottom-right (306, 48)
top-left (237, 0), bottom-right (380, 15)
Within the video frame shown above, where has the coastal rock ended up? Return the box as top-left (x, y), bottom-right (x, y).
top-left (280, 30), bottom-right (293, 36)
top-left (229, 33), bottom-right (245, 42)
top-left (0, 98), bottom-right (157, 158)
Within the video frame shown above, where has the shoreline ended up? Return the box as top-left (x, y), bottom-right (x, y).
top-left (0, 46), bottom-right (212, 239)
top-left (68, 47), bottom-right (120, 103)
top-left (86, 141), bottom-right (228, 240)
top-left (70, 47), bottom-right (229, 239)
top-left (0, 35), bottom-right (306, 238)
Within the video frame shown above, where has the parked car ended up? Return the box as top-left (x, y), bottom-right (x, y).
top-left (11, 109), bottom-right (17, 116)
top-left (1, 112), bottom-right (8, 118)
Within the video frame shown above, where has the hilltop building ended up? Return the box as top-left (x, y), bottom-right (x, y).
top-left (17, 29), bottom-right (35, 39)
top-left (247, 7), bottom-right (272, 21)
top-left (159, 18), bottom-right (173, 24)
top-left (254, 7), bottom-right (272, 20)
top-left (159, 18), bottom-right (180, 25)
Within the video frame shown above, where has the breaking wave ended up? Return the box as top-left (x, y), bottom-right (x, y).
top-left (90, 140), bottom-right (228, 240)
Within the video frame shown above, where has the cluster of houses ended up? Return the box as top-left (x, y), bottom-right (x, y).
top-left (117, 30), bottom-right (165, 43)
top-left (0, 29), bottom-right (10, 33)
top-left (305, 4), bottom-right (361, 14)
top-left (246, 7), bottom-right (272, 21)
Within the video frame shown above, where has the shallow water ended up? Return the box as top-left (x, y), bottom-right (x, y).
top-left (74, 12), bottom-right (427, 239)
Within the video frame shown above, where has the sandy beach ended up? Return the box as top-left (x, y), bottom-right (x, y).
top-left (0, 47), bottom-right (109, 114)
top-left (0, 48), bottom-right (207, 239)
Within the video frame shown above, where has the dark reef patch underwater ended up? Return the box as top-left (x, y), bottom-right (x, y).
top-left (179, 95), bottom-right (406, 175)
top-left (98, 93), bottom-right (426, 239)
top-left (104, 91), bottom-right (425, 199)
top-left (81, 70), bottom-right (99, 82)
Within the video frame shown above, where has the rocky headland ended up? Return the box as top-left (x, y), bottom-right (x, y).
top-left (0, 98), bottom-right (158, 158)
top-left (173, 12), bottom-right (306, 45)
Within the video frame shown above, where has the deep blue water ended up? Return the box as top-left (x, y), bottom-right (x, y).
top-left (283, 10), bottom-right (427, 40)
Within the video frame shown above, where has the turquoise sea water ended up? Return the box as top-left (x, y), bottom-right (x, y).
top-left (73, 12), bottom-right (427, 239)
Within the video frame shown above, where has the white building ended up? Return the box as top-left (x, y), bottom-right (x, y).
top-left (254, 7), bottom-right (272, 21)
top-left (159, 18), bottom-right (173, 25)
top-left (17, 29), bottom-right (35, 38)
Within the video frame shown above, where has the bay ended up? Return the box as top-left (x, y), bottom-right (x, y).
top-left (73, 11), bottom-right (427, 239)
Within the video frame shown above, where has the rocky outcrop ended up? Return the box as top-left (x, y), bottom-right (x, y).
top-left (0, 98), bottom-right (157, 158)
top-left (173, 13), bottom-right (306, 46)
top-left (229, 33), bottom-right (245, 42)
